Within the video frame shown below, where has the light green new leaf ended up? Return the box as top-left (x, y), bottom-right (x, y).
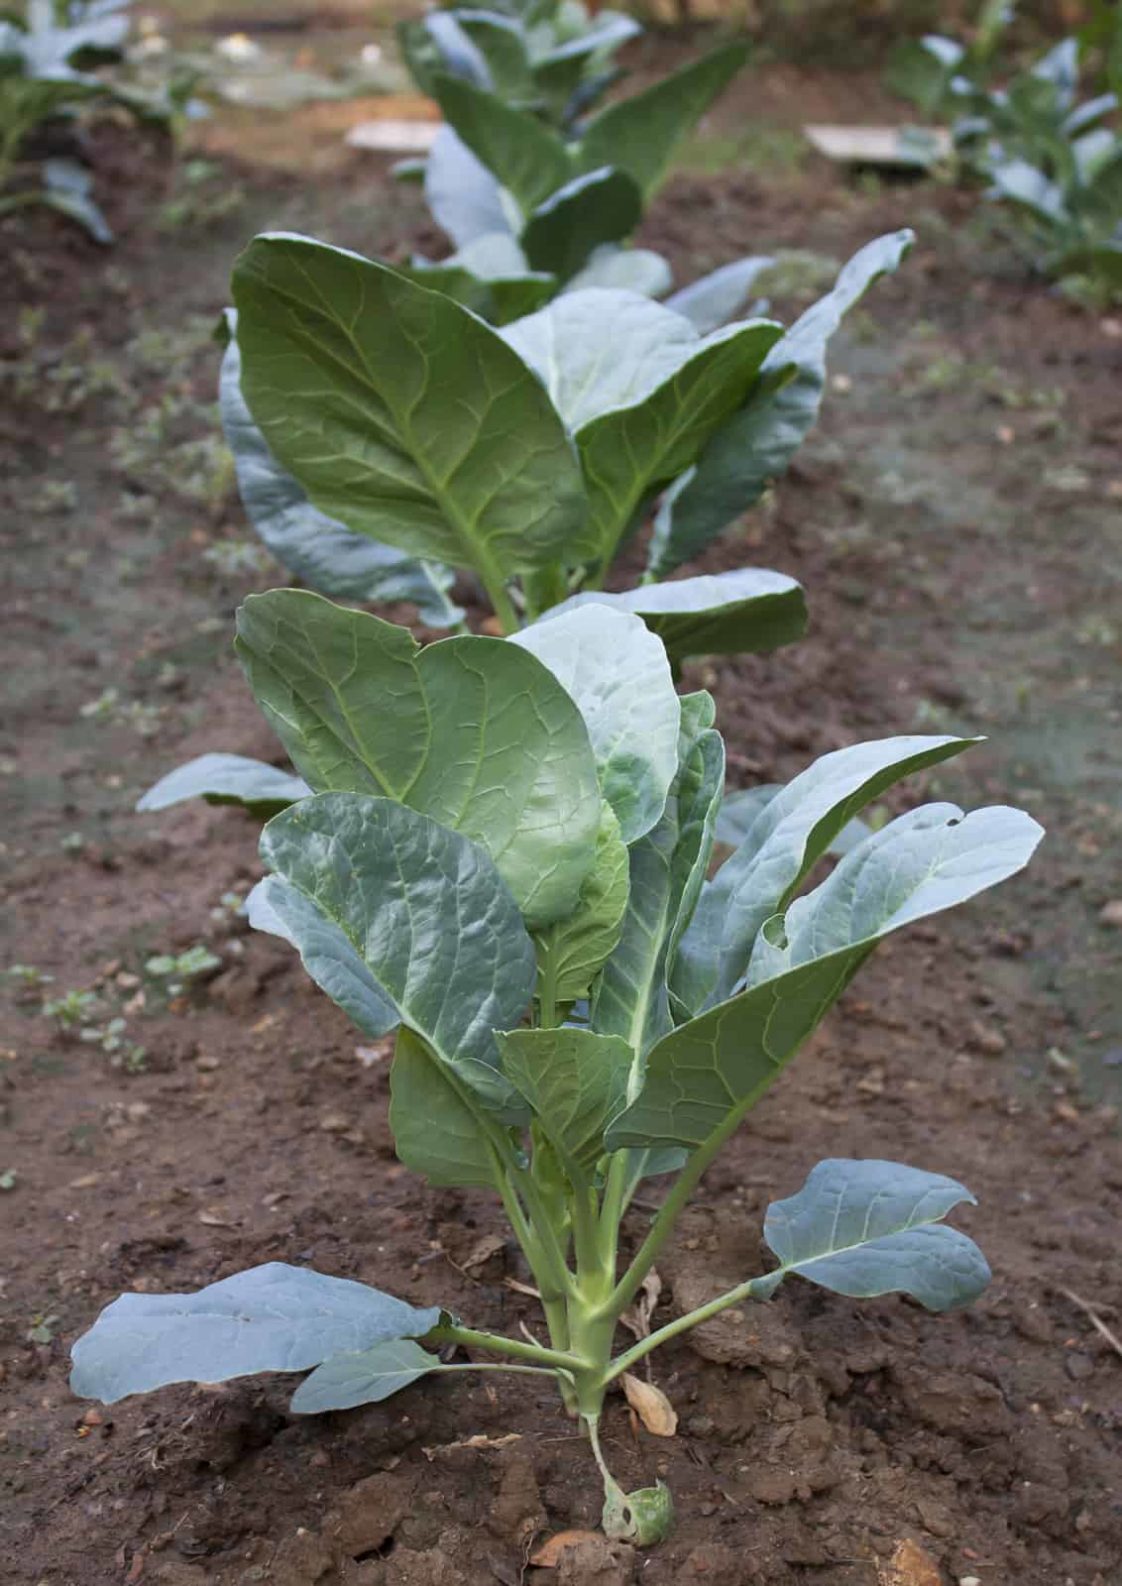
top-left (548, 569), bottom-right (806, 667)
top-left (71, 1263), bottom-right (440, 1406)
top-left (290, 1337), bottom-right (441, 1413)
top-left (764, 1159), bottom-right (991, 1311)
top-left (522, 167), bottom-right (643, 280)
top-left (232, 234), bottom-right (594, 578)
top-left (256, 793), bottom-right (537, 1069)
top-left (665, 256), bottom-right (774, 334)
top-left (237, 590), bottom-right (601, 927)
top-left (563, 245), bottom-right (673, 298)
top-left (575, 317), bottom-right (782, 558)
top-left (137, 752), bottom-right (310, 817)
top-left (511, 605), bottom-right (680, 844)
top-left (610, 801), bottom-right (1043, 1149)
top-left (533, 801), bottom-right (629, 1002)
top-left (498, 1027), bottom-right (632, 1174)
top-left (432, 72), bottom-right (571, 212)
top-left (593, 693), bottom-right (724, 1058)
top-left (649, 230), bottom-right (913, 577)
top-left (577, 43), bottom-right (749, 198)
top-left (500, 289), bottom-right (702, 432)
top-left (390, 1027), bottom-right (505, 1187)
top-left (671, 733), bottom-right (975, 1015)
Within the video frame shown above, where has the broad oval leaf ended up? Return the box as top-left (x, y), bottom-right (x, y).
top-left (398, 254), bottom-right (557, 326)
top-left (671, 733), bottom-right (977, 1016)
top-left (256, 793), bottom-right (537, 1066)
top-left (522, 167), bottom-right (643, 280)
top-left (498, 1026), bottom-right (632, 1174)
top-left (70, 1263), bottom-right (440, 1405)
top-left (232, 234), bottom-right (595, 577)
top-left (548, 569), bottom-right (806, 667)
top-left (511, 605), bottom-right (680, 844)
top-left (649, 229), bottom-right (914, 577)
top-left (290, 1337), bottom-right (441, 1414)
top-left (237, 590), bottom-right (602, 928)
top-left (389, 1026), bottom-right (506, 1187)
top-left (219, 325), bottom-right (461, 623)
top-left (765, 1159), bottom-right (991, 1311)
top-left (576, 43), bottom-right (749, 199)
top-left (610, 800), bottom-right (1042, 1150)
top-left (137, 752), bottom-right (310, 816)
top-left (664, 256), bottom-right (775, 335)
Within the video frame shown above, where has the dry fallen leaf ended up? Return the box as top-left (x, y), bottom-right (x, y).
top-left (503, 1276), bottom-right (541, 1299)
top-left (529, 1529), bottom-right (603, 1567)
top-left (422, 1431), bottom-right (521, 1460)
top-left (877, 1537), bottom-right (944, 1586)
top-left (621, 1372), bottom-right (678, 1436)
top-left (620, 1269), bottom-right (662, 1341)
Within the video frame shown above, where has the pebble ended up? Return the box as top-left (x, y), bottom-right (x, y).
top-left (969, 1021), bottom-right (1007, 1056)
top-left (1099, 900), bottom-right (1122, 928)
top-left (1064, 1352), bottom-right (1095, 1382)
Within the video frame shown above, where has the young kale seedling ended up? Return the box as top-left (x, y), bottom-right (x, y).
top-left (73, 599), bottom-right (1042, 1542)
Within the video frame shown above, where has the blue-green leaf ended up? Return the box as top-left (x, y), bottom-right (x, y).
top-left (137, 752), bottom-right (309, 816)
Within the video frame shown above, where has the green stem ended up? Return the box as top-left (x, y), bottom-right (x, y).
top-left (424, 1321), bottom-right (585, 1374)
top-left (477, 561), bottom-right (520, 635)
top-left (601, 1272), bottom-right (778, 1386)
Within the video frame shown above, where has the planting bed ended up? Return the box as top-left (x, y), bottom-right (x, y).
top-left (2, 36), bottom-right (1121, 1586)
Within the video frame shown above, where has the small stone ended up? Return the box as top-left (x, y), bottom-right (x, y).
top-left (1099, 900), bottom-right (1122, 928)
top-left (319, 1114), bottom-right (349, 1133)
top-left (1064, 1352), bottom-right (1095, 1381)
top-left (195, 1054), bottom-right (220, 1071)
top-left (968, 1021), bottom-right (1006, 1056)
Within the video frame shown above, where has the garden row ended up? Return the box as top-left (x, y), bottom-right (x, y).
top-left (60, 1), bottom-right (1048, 1546)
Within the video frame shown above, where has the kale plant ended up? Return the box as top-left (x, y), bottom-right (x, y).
top-left (74, 596), bottom-right (1042, 1542)
top-left (184, 224), bottom-right (908, 722)
top-left (398, 0), bottom-right (643, 131)
top-left (0, 0), bottom-right (173, 241)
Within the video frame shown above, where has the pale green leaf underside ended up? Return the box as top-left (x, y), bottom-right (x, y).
top-left (136, 752), bottom-right (310, 816)
top-left (70, 1263), bottom-right (440, 1405)
top-left (511, 605), bottom-right (680, 845)
top-left (765, 1158), bottom-right (990, 1311)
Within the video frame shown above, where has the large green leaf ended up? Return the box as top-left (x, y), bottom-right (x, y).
top-left (397, 253), bottom-right (557, 326)
top-left (290, 1337), bottom-right (441, 1413)
top-left (511, 605), bottom-right (680, 844)
top-left (522, 167), bottom-right (643, 279)
top-left (533, 801), bottom-right (629, 1002)
top-left (70, 1263), bottom-right (440, 1405)
top-left (219, 324), bottom-right (461, 623)
top-left (563, 245), bottom-right (673, 297)
top-left (456, 10), bottom-right (534, 100)
top-left (432, 72), bottom-right (571, 212)
top-left (576, 43), bottom-right (749, 198)
top-left (236, 590), bottom-right (601, 928)
top-left (232, 234), bottom-right (594, 578)
top-left (498, 1027), bottom-right (632, 1175)
top-left (671, 733), bottom-right (976, 1015)
top-left (649, 230), bottom-right (913, 577)
top-left (137, 752), bottom-right (310, 817)
top-left (592, 693), bottom-right (724, 1059)
top-left (609, 801), bottom-right (1042, 1149)
top-left (549, 569), bottom-right (806, 667)
top-left (389, 1027), bottom-right (505, 1187)
top-left (764, 1159), bottom-right (990, 1311)
top-left (254, 793), bottom-right (537, 1067)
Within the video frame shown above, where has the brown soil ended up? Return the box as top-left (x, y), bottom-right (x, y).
top-left (2, 42), bottom-right (1121, 1586)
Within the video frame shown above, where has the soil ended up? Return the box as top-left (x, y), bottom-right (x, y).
top-left (2, 30), bottom-right (1121, 1586)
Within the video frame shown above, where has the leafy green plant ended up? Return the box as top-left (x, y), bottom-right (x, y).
top-left (886, 0), bottom-right (1014, 118)
top-left (145, 943), bottom-right (221, 993)
top-left (401, 43), bottom-right (752, 313)
top-left (0, 0), bottom-right (170, 240)
top-left (190, 224), bottom-right (907, 705)
top-left (398, 0), bottom-right (642, 131)
top-left (43, 987), bottom-right (99, 1027)
top-left (889, 21), bottom-right (1121, 300)
top-left (73, 599), bottom-right (1043, 1542)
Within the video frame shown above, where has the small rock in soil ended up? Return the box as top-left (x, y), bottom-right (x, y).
top-left (1097, 900), bottom-right (1122, 928)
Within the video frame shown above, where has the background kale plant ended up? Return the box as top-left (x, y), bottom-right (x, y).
top-left (73, 595), bottom-right (1043, 1543)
